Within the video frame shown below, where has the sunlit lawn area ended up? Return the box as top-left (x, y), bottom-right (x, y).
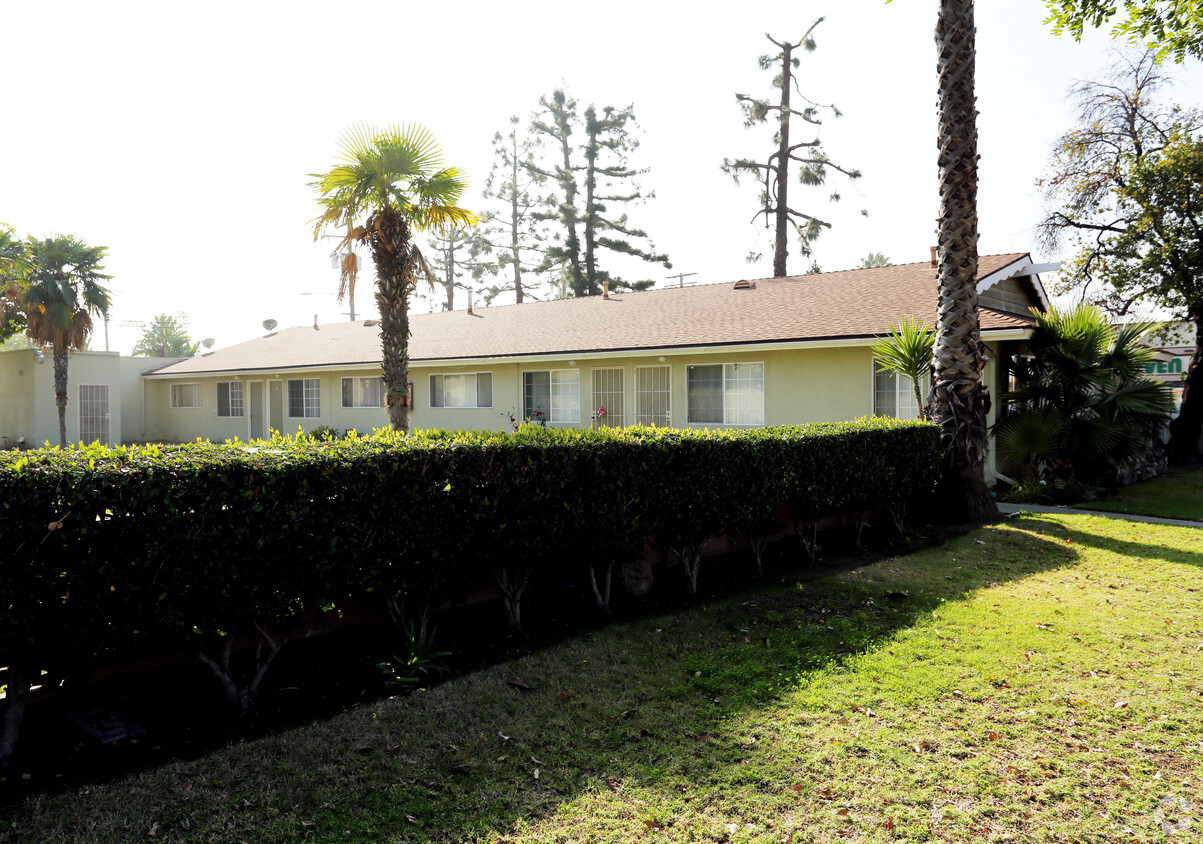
top-left (2, 513), bottom-right (1200, 843)
top-left (1077, 467), bottom-right (1203, 522)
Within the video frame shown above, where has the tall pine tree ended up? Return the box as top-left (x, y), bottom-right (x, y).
top-left (423, 222), bottom-right (487, 311)
top-left (474, 118), bottom-right (549, 304)
top-left (529, 90), bottom-right (585, 296)
top-left (580, 104), bottom-right (670, 296)
top-left (723, 20), bottom-right (861, 278)
top-left (529, 89), bottom-right (669, 297)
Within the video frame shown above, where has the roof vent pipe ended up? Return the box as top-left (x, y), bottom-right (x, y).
top-left (468, 290), bottom-right (474, 315)
top-left (603, 279), bottom-right (610, 300)
top-left (930, 246), bottom-right (938, 267)
top-left (313, 314), bottom-right (319, 330)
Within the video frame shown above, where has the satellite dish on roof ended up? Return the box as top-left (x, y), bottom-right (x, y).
top-left (201, 337), bottom-right (215, 350)
top-left (262, 319), bottom-right (278, 334)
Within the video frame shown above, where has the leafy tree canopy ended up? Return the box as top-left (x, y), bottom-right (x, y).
top-left (1044, 0), bottom-right (1203, 63)
top-left (131, 313), bottom-right (198, 357)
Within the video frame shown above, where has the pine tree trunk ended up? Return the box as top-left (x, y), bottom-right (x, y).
top-left (584, 114), bottom-right (599, 296)
top-left (772, 42), bottom-right (794, 279)
top-left (931, 0), bottom-right (998, 522)
top-left (510, 147), bottom-right (525, 304)
top-left (551, 95), bottom-right (584, 297)
top-left (53, 342), bottom-right (69, 448)
top-left (1167, 315), bottom-right (1203, 464)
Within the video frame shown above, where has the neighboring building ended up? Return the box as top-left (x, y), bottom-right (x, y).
top-left (1143, 321), bottom-right (1196, 406)
top-left (0, 348), bottom-right (178, 448)
top-left (140, 253), bottom-right (1053, 478)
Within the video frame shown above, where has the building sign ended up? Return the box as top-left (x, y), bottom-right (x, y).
top-left (1145, 357), bottom-right (1188, 376)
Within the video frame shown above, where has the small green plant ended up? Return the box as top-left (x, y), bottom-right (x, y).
top-left (378, 625), bottom-right (451, 685)
top-left (307, 425), bottom-right (342, 441)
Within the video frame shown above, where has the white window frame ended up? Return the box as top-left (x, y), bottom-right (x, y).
top-left (872, 361), bottom-right (922, 420)
top-left (341, 376), bottom-right (385, 408)
top-left (686, 362), bottom-right (764, 426)
top-left (170, 382), bottom-right (201, 409)
top-left (217, 381), bottom-right (245, 418)
top-left (522, 369), bottom-right (581, 424)
top-left (287, 378), bottom-right (321, 419)
top-left (428, 372), bottom-right (493, 409)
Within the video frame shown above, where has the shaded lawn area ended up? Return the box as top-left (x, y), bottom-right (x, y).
top-left (2, 513), bottom-right (1200, 843)
top-left (1078, 466), bottom-right (1203, 521)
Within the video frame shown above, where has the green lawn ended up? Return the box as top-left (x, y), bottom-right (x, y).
top-left (1079, 466), bottom-right (1203, 521)
top-left (2, 513), bottom-right (1201, 843)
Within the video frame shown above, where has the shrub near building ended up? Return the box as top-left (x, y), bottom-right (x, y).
top-left (0, 419), bottom-right (940, 764)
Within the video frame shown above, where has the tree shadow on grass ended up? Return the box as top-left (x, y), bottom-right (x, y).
top-left (1, 522), bottom-right (1085, 843)
top-left (1007, 513), bottom-right (1203, 569)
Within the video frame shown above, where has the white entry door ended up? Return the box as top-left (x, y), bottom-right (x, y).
top-left (79, 384), bottom-right (111, 444)
top-left (635, 366), bottom-right (671, 427)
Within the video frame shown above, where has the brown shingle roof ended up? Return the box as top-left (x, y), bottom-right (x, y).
top-left (148, 254), bottom-right (1038, 376)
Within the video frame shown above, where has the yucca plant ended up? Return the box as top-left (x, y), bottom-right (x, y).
top-left (872, 318), bottom-right (934, 420)
top-left (996, 305), bottom-right (1173, 487)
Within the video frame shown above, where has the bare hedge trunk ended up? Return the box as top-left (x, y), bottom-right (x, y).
top-left (0, 666), bottom-right (31, 769)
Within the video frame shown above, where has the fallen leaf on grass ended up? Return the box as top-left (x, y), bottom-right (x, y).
top-left (644, 820), bottom-right (664, 830)
top-left (881, 818), bottom-right (896, 830)
top-left (816, 786), bottom-right (836, 800)
top-left (836, 807), bottom-right (851, 817)
top-left (405, 815), bottom-right (419, 825)
top-left (984, 730), bottom-right (1001, 741)
top-left (507, 677), bottom-right (535, 691)
top-left (1113, 700), bottom-right (1129, 709)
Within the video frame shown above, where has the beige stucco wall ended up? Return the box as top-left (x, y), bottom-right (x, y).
top-left (0, 349), bottom-right (38, 448)
top-left (0, 350), bottom-right (176, 448)
top-left (137, 342), bottom-right (1018, 491)
top-left (412, 345), bottom-right (877, 433)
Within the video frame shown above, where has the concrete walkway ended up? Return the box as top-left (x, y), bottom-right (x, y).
top-left (996, 501), bottom-right (1203, 528)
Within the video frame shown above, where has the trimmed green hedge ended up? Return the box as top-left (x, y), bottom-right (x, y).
top-left (0, 419), bottom-right (939, 750)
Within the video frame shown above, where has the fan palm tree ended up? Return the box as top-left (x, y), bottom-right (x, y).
top-left (21, 235), bottom-right (112, 447)
top-left (311, 124), bottom-right (475, 433)
top-left (930, 0), bottom-right (997, 520)
top-left (0, 225), bottom-right (27, 343)
top-left (871, 318), bottom-right (935, 420)
top-left (996, 306), bottom-right (1173, 485)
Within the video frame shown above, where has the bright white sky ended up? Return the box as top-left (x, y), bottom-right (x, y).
top-left (4, 0), bottom-right (1201, 355)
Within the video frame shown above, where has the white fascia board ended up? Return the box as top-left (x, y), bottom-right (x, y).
top-left (407, 330), bottom-right (1035, 369)
top-left (142, 361), bottom-right (382, 379)
top-left (976, 259), bottom-right (1059, 311)
top-left (143, 330), bottom-right (1037, 379)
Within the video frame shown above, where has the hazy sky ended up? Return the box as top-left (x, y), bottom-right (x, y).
top-left (4, 1), bottom-right (1201, 355)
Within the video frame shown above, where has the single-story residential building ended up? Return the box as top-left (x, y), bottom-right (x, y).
top-left (137, 253), bottom-right (1053, 473)
top-left (0, 349), bottom-right (177, 449)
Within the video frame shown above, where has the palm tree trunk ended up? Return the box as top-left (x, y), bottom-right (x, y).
top-left (931, 0), bottom-right (997, 522)
top-left (53, 342), bottom-right (69, 447)
top-left (369, 210), bottom-right (415, 434)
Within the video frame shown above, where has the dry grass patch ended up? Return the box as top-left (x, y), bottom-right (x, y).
top-left (1, 513), bottom-right (1200, 843)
